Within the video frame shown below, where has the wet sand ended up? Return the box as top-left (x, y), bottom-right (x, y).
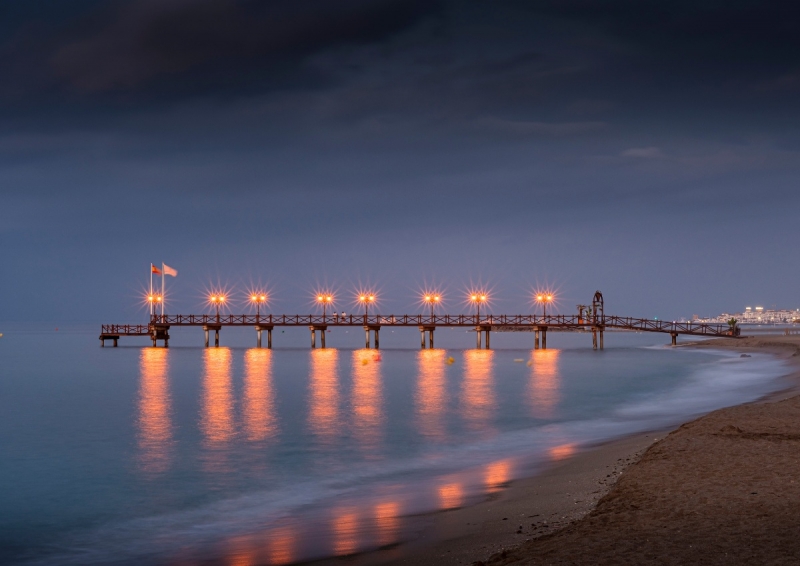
top-left (336, 335), bottom-right (800, 566)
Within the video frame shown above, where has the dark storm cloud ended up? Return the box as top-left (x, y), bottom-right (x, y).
top-left (1, 0), bottom-right (798, 127)
top-left (524, 0), bottom-right (800, 62)
top-left (0, 0), bottom-right (440, 110)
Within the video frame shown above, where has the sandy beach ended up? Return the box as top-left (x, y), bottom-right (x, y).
top-left (336, 335), bottom-right (800, 566)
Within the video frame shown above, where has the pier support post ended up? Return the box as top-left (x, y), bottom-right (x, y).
top-left (671, 332), bottom-right (677, 346)
top-left (485, 329), bottom-right (490, 349)
top-left (365, 325), bottom-right (381, 349)
top-left (476, 329), bottom-right (482, 349)
top-left (599, 328), bottom-right (604, 350)
top-left (310, 326), bottom-right (327, 349)
top-left (203, 325), bottom-right (220, 349)
top-left (592, 327), bottom-right (597, 350)
top-left (419, 326), bottom-right (435, 349)
top-left (534, 328), bottom-right (540, 349)
top-left (541, 327), bottom-right (547, 350)
top-left (256, 326), bottom-right (273, 349)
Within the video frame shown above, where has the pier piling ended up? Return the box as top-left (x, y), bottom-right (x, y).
top-left (419, 326), bottom-right (435, 349)
top-left (203, 325), bottom-right (221, 348)
top-left (364, 325), bottom-right (381, 349)
top-left (310, 326), bottom-right (328, 348)
top-left (255, 325), bottom-right (273, 349)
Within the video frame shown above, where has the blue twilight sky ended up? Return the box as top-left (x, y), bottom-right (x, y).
top-left (1, 0), bottom-right (799, 324)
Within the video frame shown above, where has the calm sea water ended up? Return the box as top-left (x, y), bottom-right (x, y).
top-left (0, 328), bottom-right (790, 565)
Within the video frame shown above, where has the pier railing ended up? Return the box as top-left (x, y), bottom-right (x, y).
top-left (140, 313), bottom-right (733, 337)
top-left (100, 324), bottom-right (150, 335)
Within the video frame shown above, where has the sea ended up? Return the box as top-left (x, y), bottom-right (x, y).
top-left (0, 326), bottom-right (791, 565)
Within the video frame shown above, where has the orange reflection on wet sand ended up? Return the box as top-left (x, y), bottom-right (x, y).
top-left (529, 349), bottom-right (561, 418)
top-left (416, 349), bottom-right (446, 440)
top-left (548, 442), bottom-right (577, 461)
top-left (267, 524), bottom-right (295, 565)
top-left (309, 349), bottom-right (340, 441)
top-left (484, 459), bottom-right (512, 493)
top-left (351, 350), bottom-right (383, 452)
top-left (438, 483), bottom-right (464, 510)
top-left (332, 509), bottom-right (359, 556)
top-left (138, 348), bottom-right (171, 474)
top-left (461, 350), bottom-right (496, 430)
top-left (374, 501), bottom-right (401, 547)
top-left (201, 348), bottom-right (235, 446)
top-left (243, 349), bottom-right (278, 442)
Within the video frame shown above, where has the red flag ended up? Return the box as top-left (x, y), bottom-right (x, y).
top-left (151, 264), bottom-right (161, 275)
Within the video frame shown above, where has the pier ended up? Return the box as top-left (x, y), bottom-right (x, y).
top-left (100, 314), bottom-right (737, 349)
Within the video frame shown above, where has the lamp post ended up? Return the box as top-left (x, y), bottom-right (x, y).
top-left (359, 293), bottom-right (375, 319)
top-left (210, 294), bottom-right (225, 321)
top-left (470, 293), bottom-right (487, 321)
top-left (251, 293), bottom-right (267, 321)
top-left (148, 294), bottom-right (162, 320)
top-left (317, 294), bottom-right (333, 321)
top-left (536, 293), bottom-right (553, 317)
top-left (424, 293), bottom-right (441, 317)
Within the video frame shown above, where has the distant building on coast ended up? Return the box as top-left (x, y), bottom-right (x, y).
top-left (694, 306), bottom-right (800, 324)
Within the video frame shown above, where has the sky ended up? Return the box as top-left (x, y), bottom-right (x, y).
top-left (1, 0), bottom-right (799, 324)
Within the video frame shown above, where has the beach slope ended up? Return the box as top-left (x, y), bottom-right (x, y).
top-left (482, 343), bottom-right (800, 565)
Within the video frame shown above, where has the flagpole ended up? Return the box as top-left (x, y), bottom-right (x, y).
top-left (150, 264), bottom-right (154, 317)
top-left (161, 263), bottom-right (165, 318)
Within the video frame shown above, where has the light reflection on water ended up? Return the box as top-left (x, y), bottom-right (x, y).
top-left (548, 442), bottom-right (578, 461)
top-left (137, 348), bottom-right (172, 474)
top-left (308, 349), bottom-right (340, 443)
top-left (416, 349), bottom-right (447, 440)
top-left (243, 349), bottom-right (278, 443)
top-left (484, 459), bottom-right (512, 493)
top-left (374, 501), bottom-right (401, 547)
top-left (201, 348), bottom-right (235, 475)
top-left (332, 507), bottom-right (360, 557)
top-left (529, 348), bottom-right (560, 418)
top-left (351, 349), bottom-right (383, 454)
top-left (267, 523), bottom-right (296, 565)
top-left (9, 336), bottom-right (783, 566)
top-left (462, 349), bottom-right (496, 432)
top-left (438, 482), bottom-right (464, 510)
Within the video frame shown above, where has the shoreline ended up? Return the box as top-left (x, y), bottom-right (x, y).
top-left (314, 335), bottom-right (800, 566)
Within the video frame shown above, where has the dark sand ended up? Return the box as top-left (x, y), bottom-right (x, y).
top-left (333, 335), bottom-right (800, 566)
top-left (474, 335), bottom-right (800, 565)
